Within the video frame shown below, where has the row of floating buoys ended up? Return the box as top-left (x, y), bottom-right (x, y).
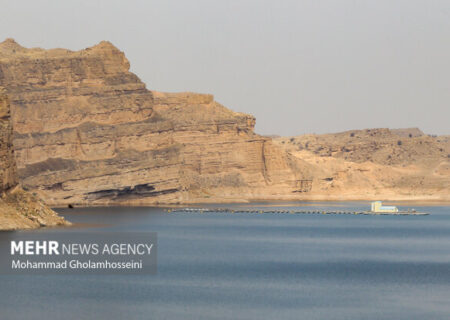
top-left (165, 208), bottom-right (390, 215)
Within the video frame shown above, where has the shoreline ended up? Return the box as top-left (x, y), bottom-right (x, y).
top-left (50, 197), bottom-right (450, 209)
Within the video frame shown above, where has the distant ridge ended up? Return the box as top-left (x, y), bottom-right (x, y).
top-left (274, 128), bottom-right (449, 201)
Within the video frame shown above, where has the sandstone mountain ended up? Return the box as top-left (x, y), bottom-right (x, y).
top-left (274, 128), bottom-right (450, 201)
top-left (0, 38), bottom-right (448, 204)
top-left (0, 39), bottom-right (299, 205)
top-left (0, 87), bottom-right (67, 230)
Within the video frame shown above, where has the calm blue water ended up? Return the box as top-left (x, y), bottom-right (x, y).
top-left (1, 202), bottom-right (449, 320)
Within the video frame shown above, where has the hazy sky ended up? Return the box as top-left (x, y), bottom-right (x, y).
top-left (1, 0), bottom-right (449, 135)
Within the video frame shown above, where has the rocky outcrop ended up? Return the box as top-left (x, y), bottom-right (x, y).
top-left (0, 39), bottom-right (298, 205)
top-left (275, 129), bottom-right (450, 201)
top-left (0, 87), bottom-right (67, 230)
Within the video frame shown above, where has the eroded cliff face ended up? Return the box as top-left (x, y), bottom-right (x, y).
top-left (0, 39), bottom-right (298, 205)
top-left (0, 87), bottom-right (67, 230)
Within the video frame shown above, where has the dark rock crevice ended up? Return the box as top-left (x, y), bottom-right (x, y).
top-left (86, 184), bottom-right (179, 201)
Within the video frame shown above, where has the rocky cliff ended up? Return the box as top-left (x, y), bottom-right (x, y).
top-left (0, 39), bottom-right (298, 205)
top-left (275, 129), bottom-right (450, 201)
top-left (0, 87), bottom-right (67, 230)
top-left (1, 38), bottom-right (448, 204)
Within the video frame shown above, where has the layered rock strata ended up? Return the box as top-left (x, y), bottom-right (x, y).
top-left (0, 87), bottom-right (67, 230)
top-left (0, 39), bottom-right (298, 205)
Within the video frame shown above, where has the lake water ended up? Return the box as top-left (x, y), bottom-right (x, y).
top-left (1, 202), bottom-right (449, 320)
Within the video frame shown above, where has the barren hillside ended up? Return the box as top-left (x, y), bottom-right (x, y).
top-left (274, 128), bottom-right (450, 201)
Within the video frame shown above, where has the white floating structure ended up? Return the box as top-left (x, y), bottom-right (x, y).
top-left (371, 201), bottom-right (398, 213)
